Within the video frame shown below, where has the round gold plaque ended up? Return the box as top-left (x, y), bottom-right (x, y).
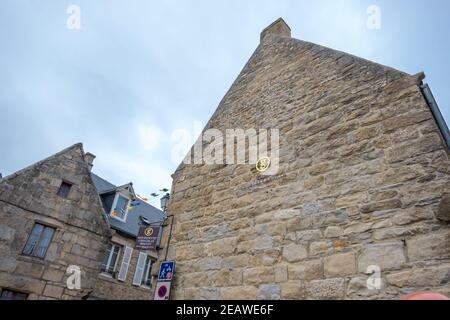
top-left (256, 157), bottom-right (271, 172)
top-left (144, 227), bottom-right (154, 237)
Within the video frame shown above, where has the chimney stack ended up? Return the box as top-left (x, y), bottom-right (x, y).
top-left (260, 18), bottom-right (291, 44)
top-left (84, 152), bottom-right (96, 172)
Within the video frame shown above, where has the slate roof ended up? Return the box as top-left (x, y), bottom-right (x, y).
top-left (91, 173), bottom-right (166, 239)
top-left (91, 173), bottom-right (115, 193)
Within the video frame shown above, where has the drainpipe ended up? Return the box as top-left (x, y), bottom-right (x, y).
top-left (420, 83), bottom-right (450, 151)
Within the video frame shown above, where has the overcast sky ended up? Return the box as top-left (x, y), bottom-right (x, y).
top-left (1, 0), bottom-right (449, 207)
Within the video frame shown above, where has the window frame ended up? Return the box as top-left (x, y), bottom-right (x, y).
top-left (57, 181), bottom-right (73, 199)
top-left (110, 193), bottom-right (131, 222)
top-left (21, 223), bottom-right (56, 259)
top-left (141, 254), bottom-right (153, 288)
top-left (0, 289), bottom-right (28, 300)
top-left (100, 243), bottom-right (122, 277)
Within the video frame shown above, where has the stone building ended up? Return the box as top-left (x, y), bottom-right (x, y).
top-left (167, 18), bottom-right (450, 299)
top-left (0, 143), bottom-right (165, 300)
top-left (90, 172), bottom-right (166, 300)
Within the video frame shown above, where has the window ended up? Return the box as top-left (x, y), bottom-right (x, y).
top-left (141, 255), bottom-right (153, 287)
top-left (0, 289), bottom-right (28, 300)
top-left (22, 223), bottom-right (55, 259)
top-left (101, 244), bottom-right (121, 276)
top-left (110, 193), bottom-right (130, 222)
top-left (133, 252), bottom-right (153, 288)
top-left (57, 181), bottom-right (72, 198)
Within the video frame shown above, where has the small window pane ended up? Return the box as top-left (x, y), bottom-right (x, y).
top-left (22, 224), bottom-right (43, 255)
top-left (101, 246), bottom-right (112, 272)
top-left (57, 182), bottom-right (72, 198)
top-left (141, 256), bottom-right (152, 287)
top-left (101, 244), bottom-right (122, 275)
top-left (22, 224), bottom-right (55, 258)
top-left (112, 195), bottom-right (129, 220)
top-left (1, 290), bottom-right (28, 300)
top-left (110, 245), bottom-right (120, 272)
top-left (35, 227), bottom-right (54, 258)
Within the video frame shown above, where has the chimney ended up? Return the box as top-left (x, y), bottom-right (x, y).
top-left (84, 152), bottom-right (96, 172)
top-left (260, 18), bottom-right (291, 44)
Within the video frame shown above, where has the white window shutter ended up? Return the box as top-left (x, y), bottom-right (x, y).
top-left (133, 252), bottom-right (147, 286)
top-left (117, 246), bottom-right (133, 282)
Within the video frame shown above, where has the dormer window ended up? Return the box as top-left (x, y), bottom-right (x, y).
top-left (110, 193), bottom-right (131, 222)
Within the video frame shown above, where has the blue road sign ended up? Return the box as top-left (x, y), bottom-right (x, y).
top-left (158, 261), bottom-right (175, 281)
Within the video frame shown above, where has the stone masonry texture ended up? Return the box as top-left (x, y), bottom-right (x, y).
top-left (0, 144), bottom-right (155, 300)
top-left (0, 144), bottom-right (111, 300)
top-left (166, 19), bottom-right (450, 300)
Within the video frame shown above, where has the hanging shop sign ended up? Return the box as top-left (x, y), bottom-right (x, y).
top-left (136, 226), bottom-right (161, 250)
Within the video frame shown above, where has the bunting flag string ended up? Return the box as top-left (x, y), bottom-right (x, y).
top-left (137, 194), bottom-right (150, 202)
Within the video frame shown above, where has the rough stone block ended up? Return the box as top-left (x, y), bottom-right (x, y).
top-left (205, 237), bottom-right (237, 256)
top-left (437, 193), bottom-right (450, 222)
top-left (42, 268), bottom-right (65, 282)
top-left (243, 267), bottom-right (275, 285)
top-left (43, 285), bottom-right (64, 299)
top-left (288, 259), bottom-right (323, 280)
top-left (347, 276), bottom-right (381, 298)
top-left (324, 226), bottom-right (343, 238)
top-left (406, 231), bottom-right (450, 261)
top-left (324, 252), bottom-right (356, 277)
top-left (306, 278), bottom-right (346, 299)
top-left (386, 264), bottom-right (450, 288)
top-left (281, 281), bottom-right (304, 299)
top-left (296, 230), bottom-right (322, 242)
top-left (275, 265), bottom-right (288, 283)
top-left (360, 199), bottom-right (402, 214)
top-left (0, 224), bottom-right (15, 242)
top-left (221, 286), bottom-right (258, 300)
top-left (282, 244), bottom-right (308, 262)
top-left (309, 241), bottom-right (331, 256)
top-left (257, 284), bottom-right (281, 300)
top-left (358, 242), bottom-right (406, 272)
top-left (0, 256), bottom-right (17, 272)
top-left (14, 261), bottom-right (45, 278)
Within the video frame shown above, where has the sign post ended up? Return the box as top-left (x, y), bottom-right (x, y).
top-left (154, 281), bottom-right (172, 300)
top-left (154, 261), bottom-right (175, 300)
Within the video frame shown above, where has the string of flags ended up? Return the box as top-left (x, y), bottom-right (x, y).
top-left (150, 188), bottom-right (169, 198)
top-left (127, 189), bottom-right (169, 212)
top-left (127, 202), bottom-right (142, 212)
top-left (137, 194), bottom-right (150, 202)
top-left (111, 189), bottom-right (170, 216)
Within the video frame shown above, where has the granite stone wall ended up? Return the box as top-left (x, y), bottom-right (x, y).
top-left (0, 144), bottom-right (157, 300)
top-left (0, 144), bottom-right (111, 299)
top-left (166, 19), bottom-right (450, 300)
top-left (92, 234), bottom-right (157, 300)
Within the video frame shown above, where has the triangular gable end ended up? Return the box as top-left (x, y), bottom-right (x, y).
top-left (0, 143), bottom-right (111, 236)
top-left (173, 18), bottom-right (410, 176)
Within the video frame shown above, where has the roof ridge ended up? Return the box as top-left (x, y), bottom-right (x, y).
top-left (0, 143), bottom-right (84, 183)
top-left (288, 37), bottom-right (409, 77)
